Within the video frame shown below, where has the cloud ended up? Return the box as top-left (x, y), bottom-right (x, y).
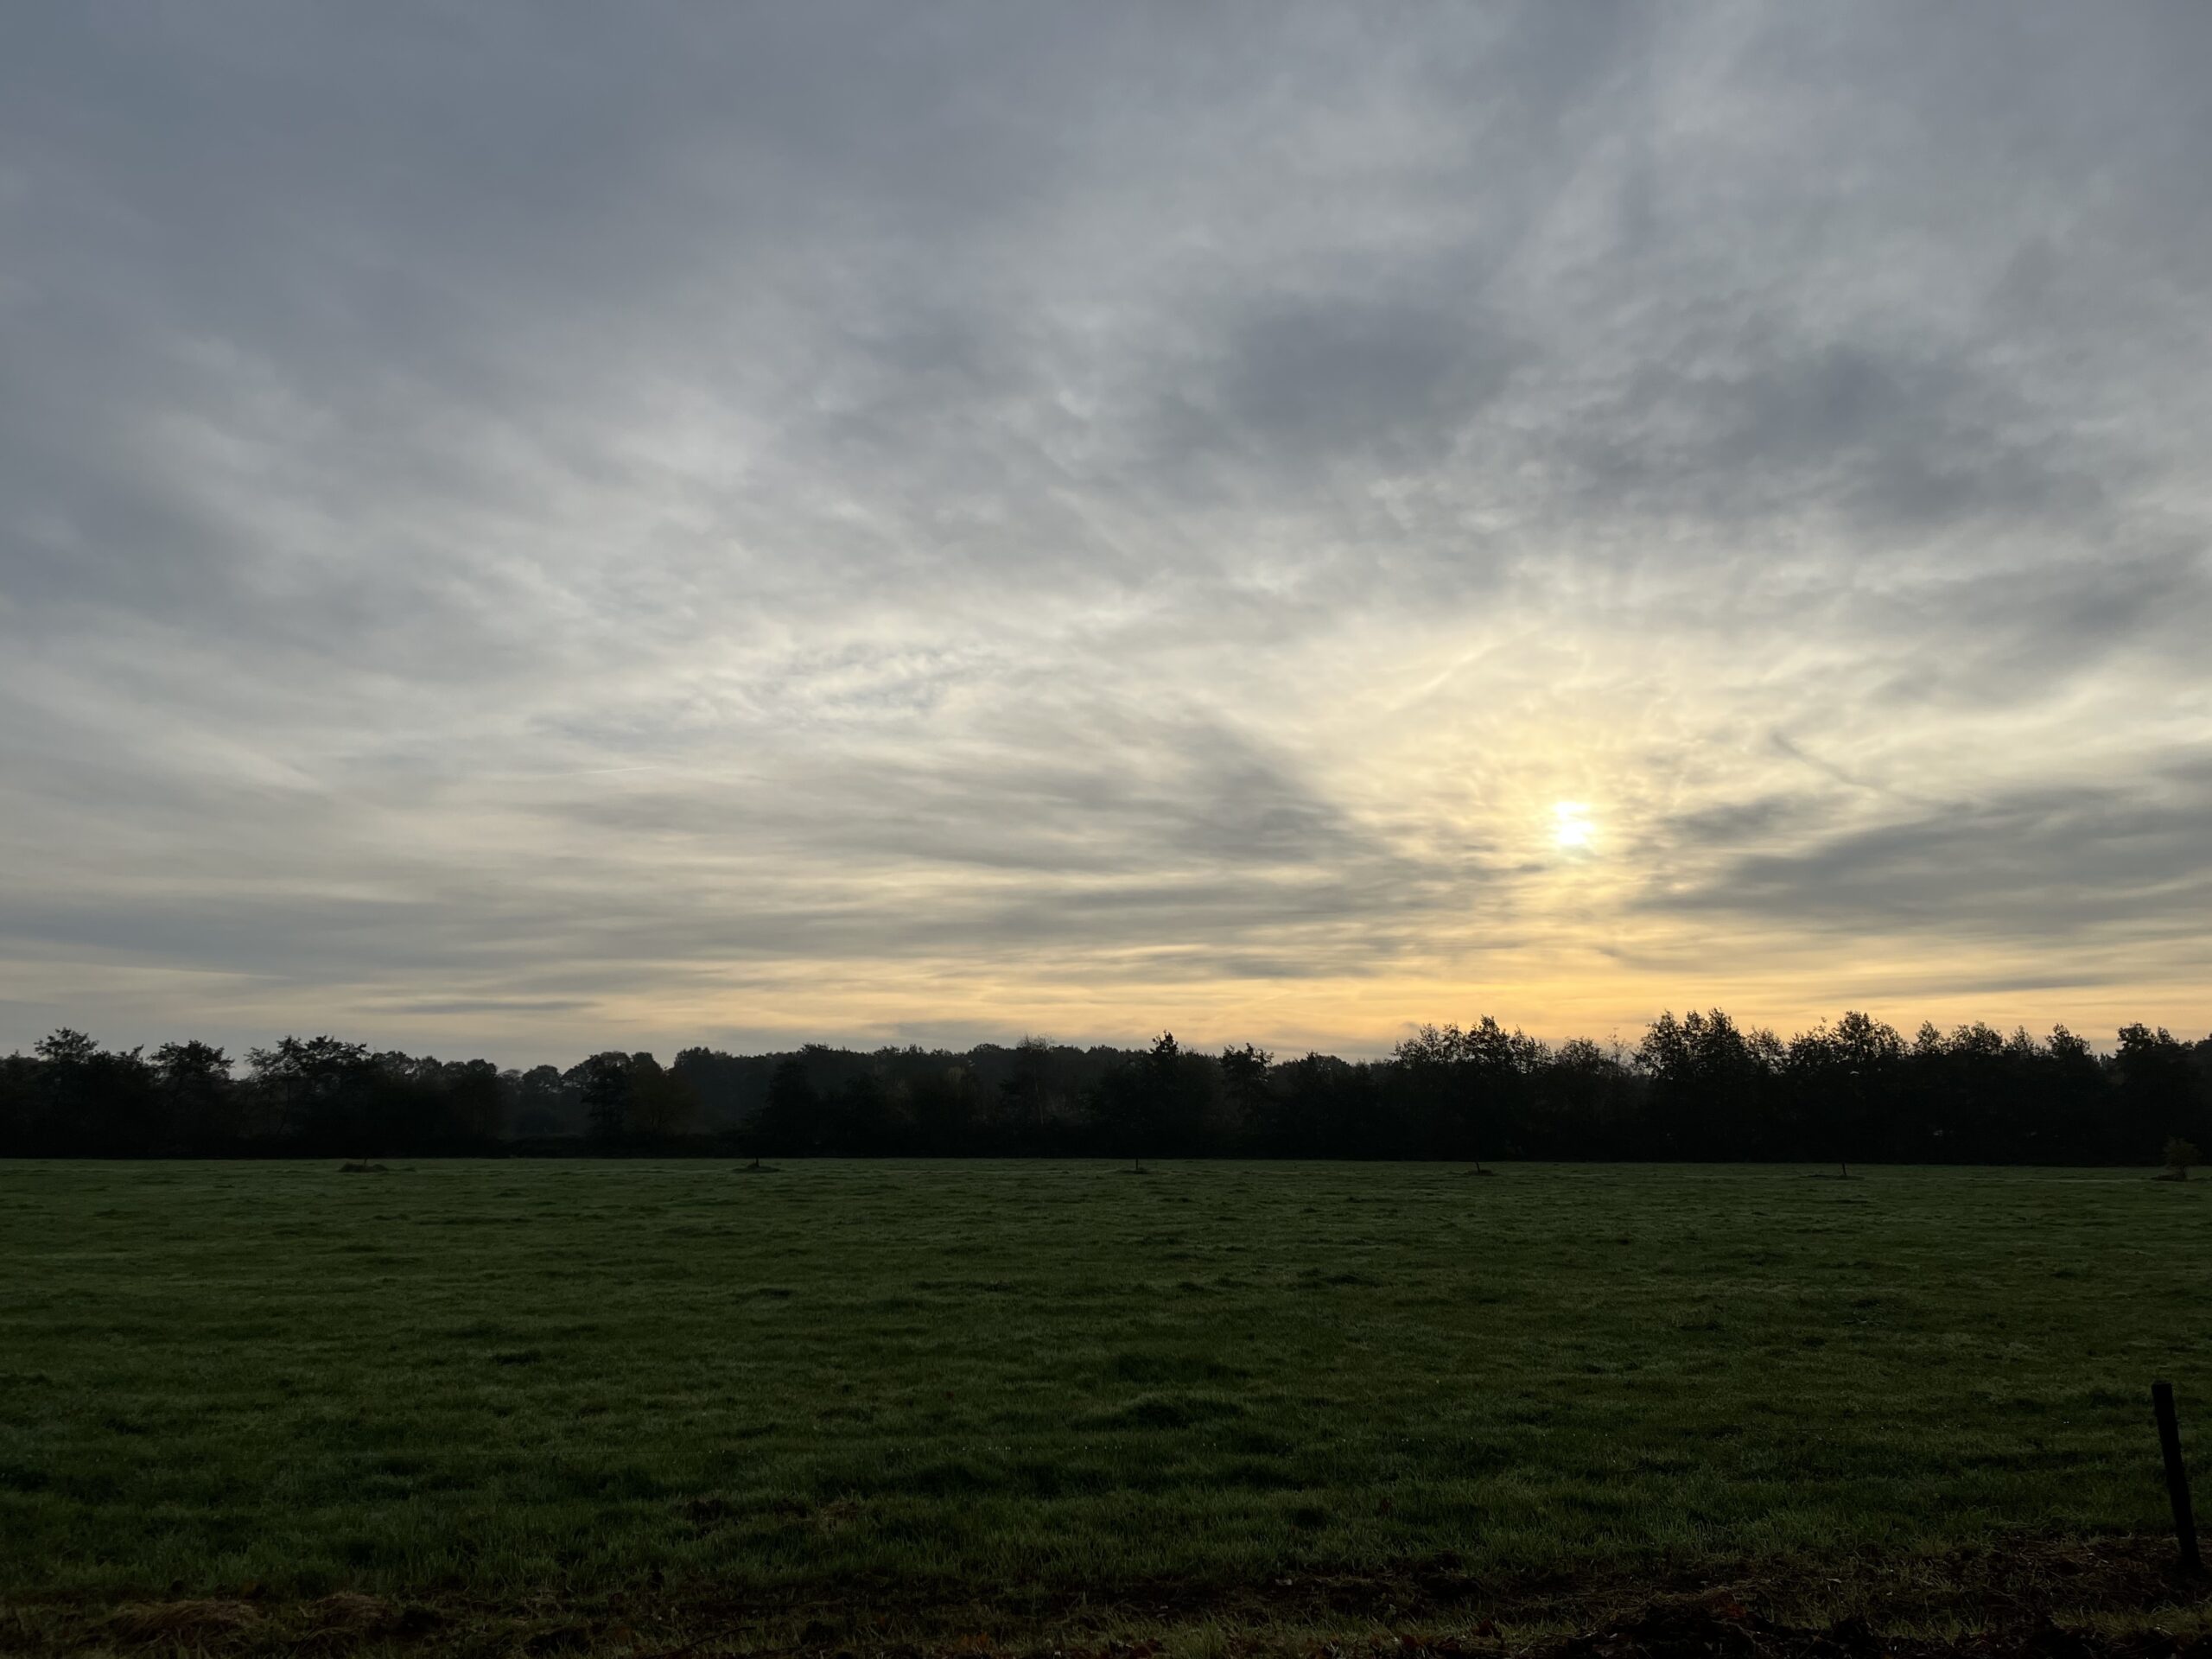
top-left (1643, 759), bottom-right (2212, 944)
top-left (2, 3), bottom-right (2209, 1058)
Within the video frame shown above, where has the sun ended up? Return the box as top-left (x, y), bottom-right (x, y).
top-left (1551, 800), bottom-right (1595, 851)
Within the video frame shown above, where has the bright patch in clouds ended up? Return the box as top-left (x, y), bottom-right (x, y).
top-left (1552, 803), bottom-right (1596, 853)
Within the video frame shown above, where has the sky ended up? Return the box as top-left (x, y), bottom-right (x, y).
top-left (3, 4), bottom-right (2209, 1065)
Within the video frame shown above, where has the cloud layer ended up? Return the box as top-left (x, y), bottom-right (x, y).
top-left (3, 4), bottom-right (2209, 1059)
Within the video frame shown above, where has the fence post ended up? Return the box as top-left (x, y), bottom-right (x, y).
top-left (2152, 1381), bottom-right (2201, 1570)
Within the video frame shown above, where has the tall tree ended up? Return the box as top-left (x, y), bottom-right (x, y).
top-left (152, 1040), bottom-right (236, 1147)
top-left (576, 1052), bottom-right (636, 1144)
top-left (1217, 1043), bottom-right (1273, 1138)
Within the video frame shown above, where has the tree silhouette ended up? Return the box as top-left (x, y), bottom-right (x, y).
top-left (1217, 1043), bottom-right (1272, 1138)
top-left (1788, 1012), bottom-right (1904, 1177)
top-left (577, 1052), bottom-right (635, 1144)
top-left (757, 1054), bottom-right (819, 1155)
top-left (152, 1040), bottom-right (234, 1147)
top-left (6, 1008), bottom-right (2209, 1165)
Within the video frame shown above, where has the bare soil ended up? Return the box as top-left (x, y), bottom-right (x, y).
top-left (4, 1537), bottom-right (2206, 1658)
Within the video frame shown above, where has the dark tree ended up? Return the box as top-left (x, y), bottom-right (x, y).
top-left (827, 1072), bottom-right (897, 1155)
top-left (247, 1036), bottom-right (378, 1154)
top-left (576, 1052), bottom-right (636, 1144)
top-left (6, 1007), bottom-right (2209, 1166)
top-left (1217, 1043), bottom-right (1273, 1139)
top-left (908, 1061), bottom-right (980, 1155)
top-left (1637, 1010), bottom-right (1780, 1160)
top-left (2115, 1024), bottom-right (2198, 1163)
top-left (152, 1040), bottom-right (237, 1148)
top-left (1787, 1012), bottom-right (1904, 1177)
top-left (1001, 1035), bottom-right (1054, 1140)
top-left (623, 1053), bottom-right (697, 1139)
top-left (31, 1029), bottom-right (156, 1154)
top-left (1093, 1032), bottom-right (1207, 1169)
top-left (755, 1054), bottom-right (819, 1155)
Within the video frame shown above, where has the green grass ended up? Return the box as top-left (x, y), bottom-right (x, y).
top-left (0, 1160), bottom-right (2206, 1618)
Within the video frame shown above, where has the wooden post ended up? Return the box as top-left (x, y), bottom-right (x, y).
top-left (2152, 1381), bottom-right (2201, 1570)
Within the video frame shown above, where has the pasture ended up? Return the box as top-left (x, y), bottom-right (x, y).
top-left (0, 1160), bottom-right (2207, 1648)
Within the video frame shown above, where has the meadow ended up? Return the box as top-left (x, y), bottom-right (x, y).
top-left (1, 1160), bottom-right (2207, 1647)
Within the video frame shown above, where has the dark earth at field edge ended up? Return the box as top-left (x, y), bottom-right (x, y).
top-left (1546, 1599), bottom-right (2206, 1659)
top-left (3, 1536), bottom-right (2207, 1657)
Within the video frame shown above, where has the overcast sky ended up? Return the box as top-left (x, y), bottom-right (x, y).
top-left (3, 3), bottom-right (2209, 1063)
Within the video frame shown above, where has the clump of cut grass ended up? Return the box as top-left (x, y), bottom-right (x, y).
top-left (104, 1599), bottom-right (262, 1641)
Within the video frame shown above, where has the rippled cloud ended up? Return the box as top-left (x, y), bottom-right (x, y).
top-left (3, 4), bottom-right (2208, 1058)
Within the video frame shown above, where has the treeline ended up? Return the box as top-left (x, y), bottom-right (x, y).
top-left (3, 1012), bottom-right (2209, 1166)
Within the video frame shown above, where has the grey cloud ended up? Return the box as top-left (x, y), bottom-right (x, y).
top-left (4, 3), bottom-right (2211, 1052)
top-left (1644, 761), bottom-right (2212, 942)
top-left (1646, 792), bottom-right (1832, 852)
top-left (1205, 301), bottom-right (1522, 471)
top-left (544, 714), bottom-right (1408, 875)
top-left (1594, 340), bottom-right (2103, 537)
top-left (1853, 549), bottom-right (2211, 709)
top-left (384, 998), bottom-right (596, 1017)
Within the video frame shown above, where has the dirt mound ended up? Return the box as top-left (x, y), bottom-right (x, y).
top-left (103, 1599), bottom-right (264, 1642)
top-left (302, 1591), bottom-right (409, 1633)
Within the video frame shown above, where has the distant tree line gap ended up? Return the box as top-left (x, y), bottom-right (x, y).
top-left (5, 1013), bottom-right (2209, 1166)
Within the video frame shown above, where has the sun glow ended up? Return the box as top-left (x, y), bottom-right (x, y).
top-left (1552, 800), bottom-right (1595, 851)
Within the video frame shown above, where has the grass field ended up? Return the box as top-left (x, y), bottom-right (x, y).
top-left (1, 1160), bottom-right (2208, 1649)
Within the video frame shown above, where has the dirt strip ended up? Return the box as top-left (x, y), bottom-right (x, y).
top-left (3, 1537), bottom-right (2206, 1657)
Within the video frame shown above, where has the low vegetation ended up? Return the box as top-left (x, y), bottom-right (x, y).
top-left (2, 1160), bottom-right (2208, 1651)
